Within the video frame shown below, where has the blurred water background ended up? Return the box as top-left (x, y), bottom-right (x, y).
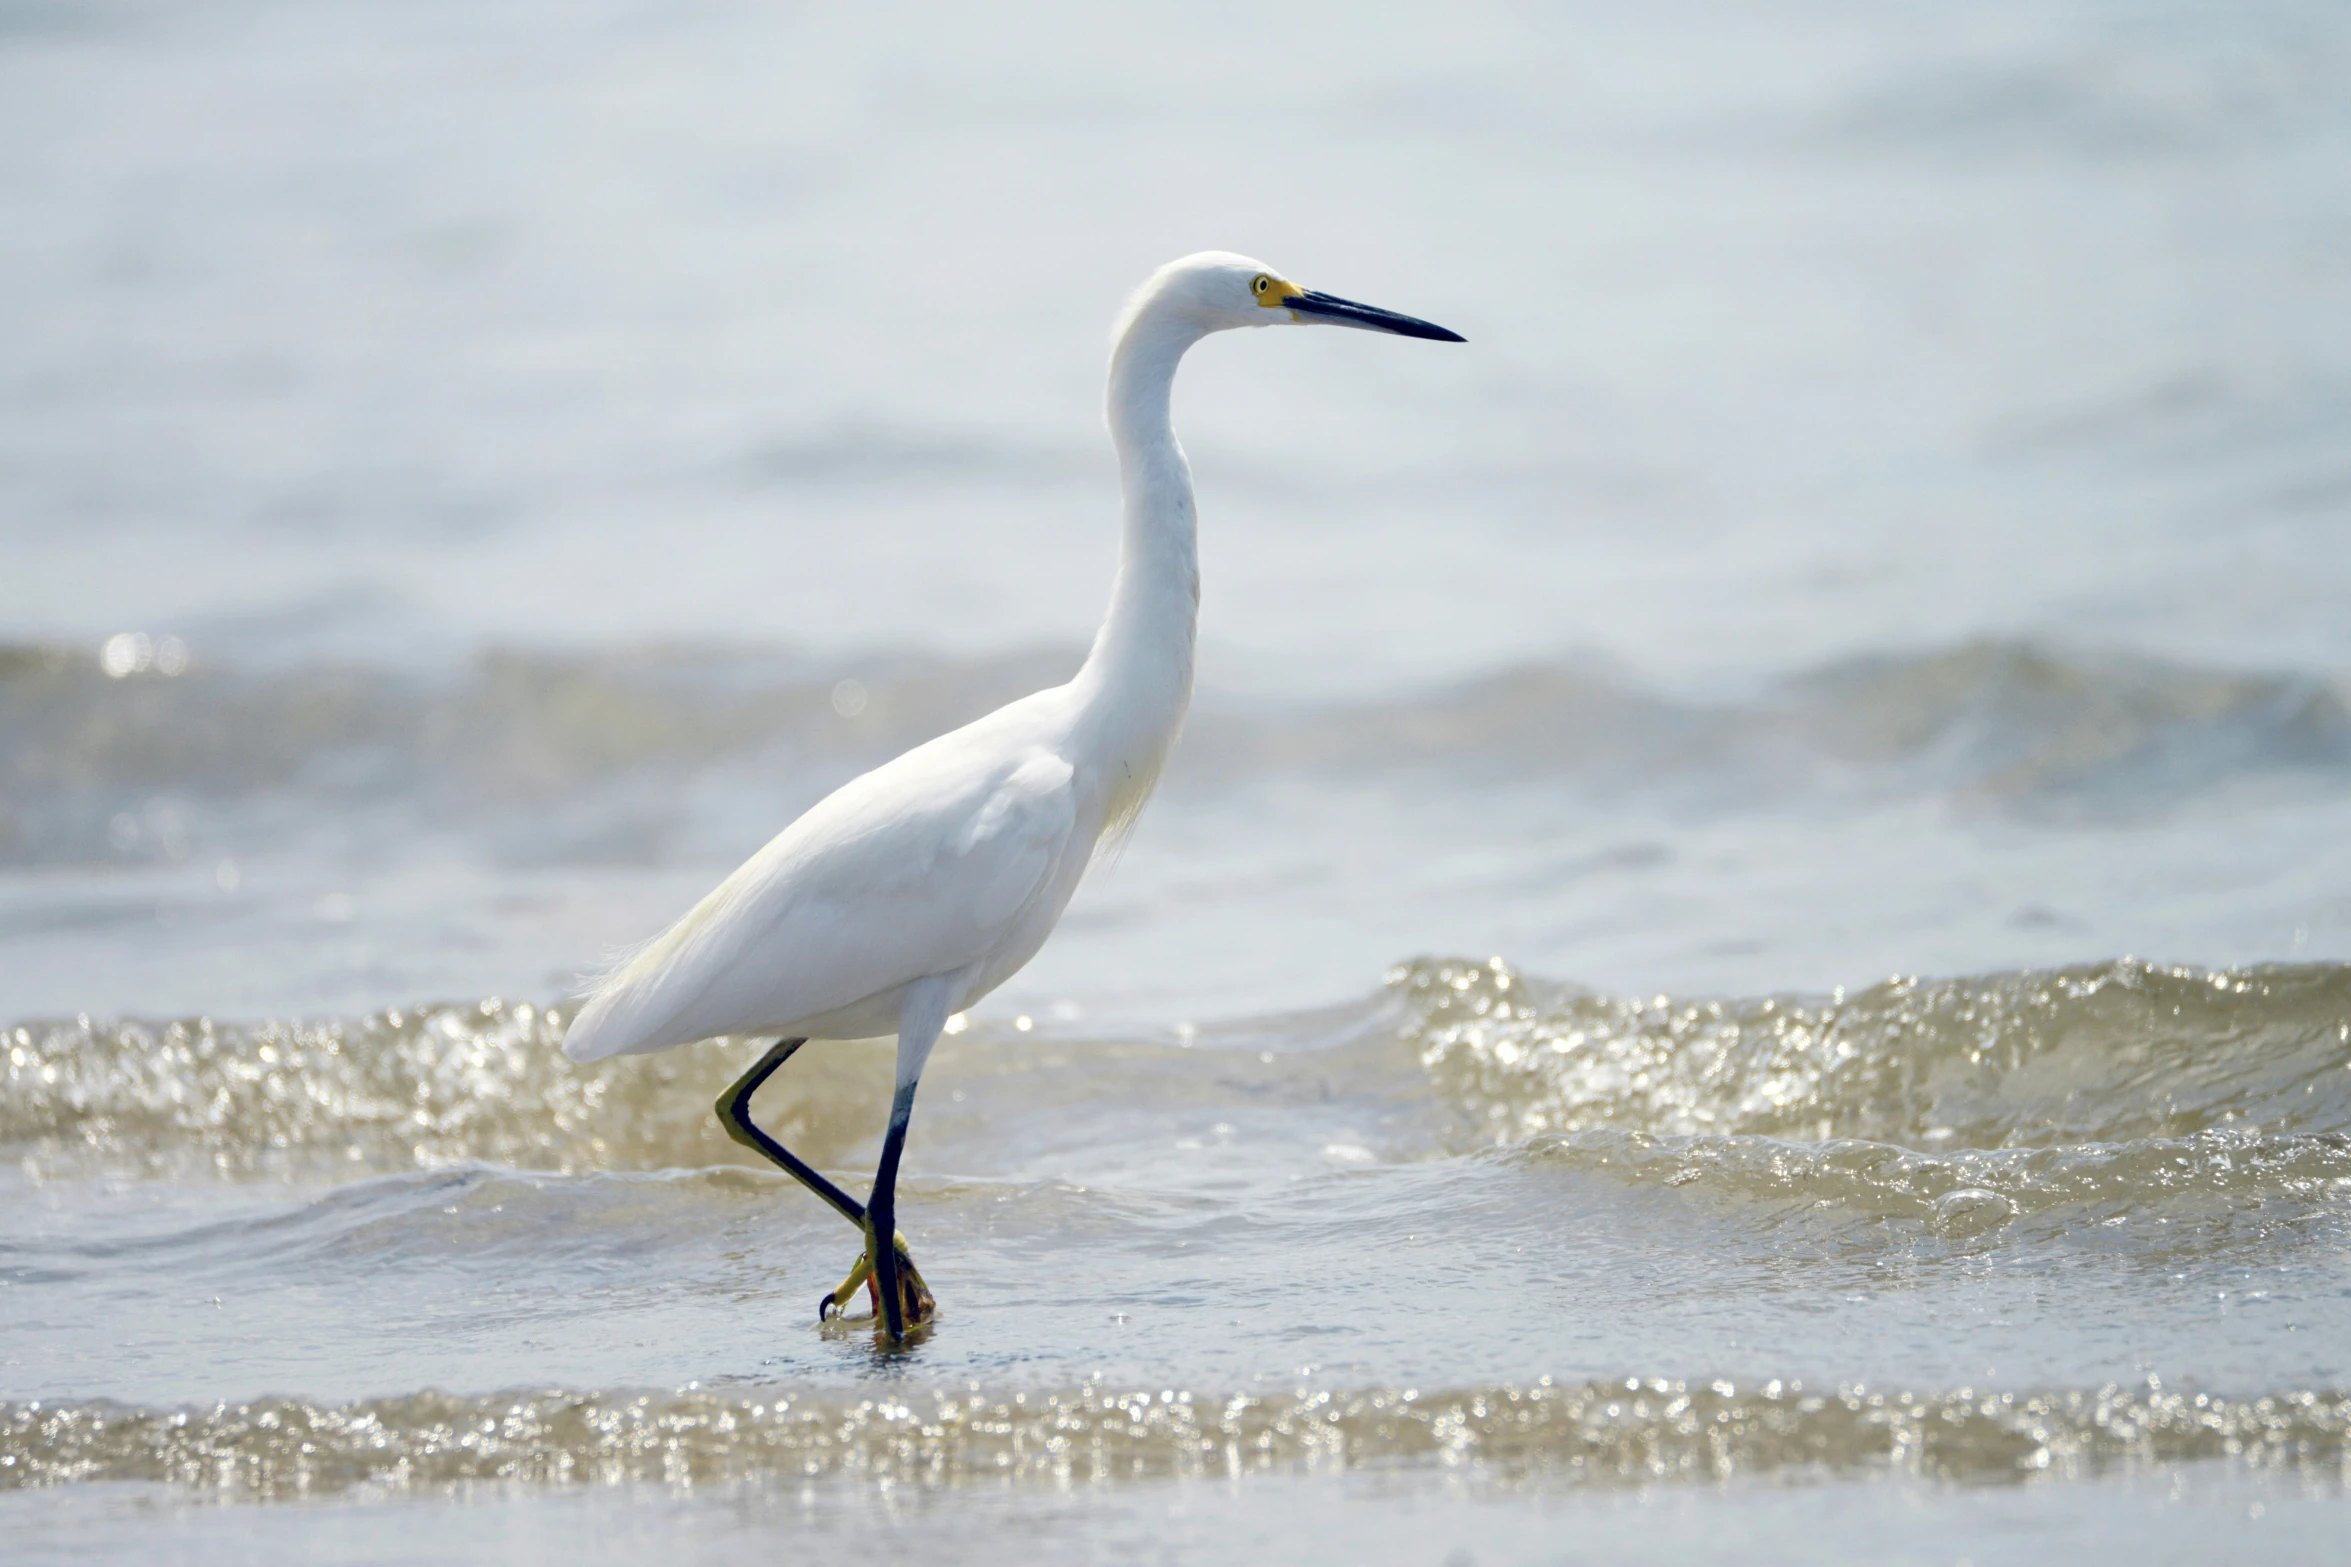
top-left (3, 0), bottom-right (2350, 1560)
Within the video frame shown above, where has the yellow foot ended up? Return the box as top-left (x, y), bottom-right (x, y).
top-left (817, 1228), bottom-right (936, 1330)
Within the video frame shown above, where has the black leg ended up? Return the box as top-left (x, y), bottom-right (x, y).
top-left (868, 1078), bottom-right (921, 1340)
top-left (714, 1038), bottom-right (866, 1227)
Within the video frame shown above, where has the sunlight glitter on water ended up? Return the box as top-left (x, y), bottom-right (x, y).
top-left (9, 0), bottom-right (2351, 1558)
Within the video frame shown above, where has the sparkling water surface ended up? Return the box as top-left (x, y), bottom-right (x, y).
top-left (4, 0), bottom-right (2350, 1561)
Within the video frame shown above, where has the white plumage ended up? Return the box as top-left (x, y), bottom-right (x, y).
top-left (558, 252), bottom-right (1461, 1337)
top-left (564, 704), bottom-right (1080, 1060)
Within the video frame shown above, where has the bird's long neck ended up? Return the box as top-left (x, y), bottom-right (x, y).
top-left (1074, 303), bottom-right (1205, 827)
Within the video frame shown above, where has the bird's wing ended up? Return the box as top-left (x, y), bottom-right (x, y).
top-left (563, 735), bottom-right (1078, 1061)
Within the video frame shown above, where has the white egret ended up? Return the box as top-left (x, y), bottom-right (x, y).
top-left (561, 253), bottom-right (1462, 1339)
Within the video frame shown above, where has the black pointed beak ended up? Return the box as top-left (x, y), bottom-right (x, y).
top-left (1285, 289), bottom-right (1465, 342)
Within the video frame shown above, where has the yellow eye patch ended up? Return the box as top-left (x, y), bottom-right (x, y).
top-left (1252, 273), bottom-right (1303, 308)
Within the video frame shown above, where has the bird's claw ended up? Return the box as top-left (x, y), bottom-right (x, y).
top-left (820, 1248), bottom-right (872, 1322)
top-left (818, 1229), bottom-right (935, 1333)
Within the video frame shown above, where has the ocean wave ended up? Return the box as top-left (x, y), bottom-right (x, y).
top-left (10, 958), bottom-right (2351, 1184)
top-left (1500, 1127), bottom-right (2351, 1240)
top-left (0, 643), bottom-right (1072, 867)
top-left (4, 639), bottom-right (2345, 865)
top-left (6, 1376), bottom-right (2343, 1497)
top-left (0, 1000), bottom-right (846, 1180)
top-left (1395, 956), bottom-right (2351, 1151)
top-left (0, 998), bottom-right (1383, 1181)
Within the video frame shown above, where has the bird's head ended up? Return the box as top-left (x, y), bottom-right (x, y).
top-left (1118, 251), bottom-right (1465, 344)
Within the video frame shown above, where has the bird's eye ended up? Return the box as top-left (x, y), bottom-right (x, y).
top-left (1254, 276), bottom-right (1269, 293)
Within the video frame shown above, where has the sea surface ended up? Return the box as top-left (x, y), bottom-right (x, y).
top-left (4, 0), bottom-right (2350, 1561)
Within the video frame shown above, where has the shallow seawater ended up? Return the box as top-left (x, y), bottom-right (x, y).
top-left (7, 0), bottom-right (2351, 1559)
top-left (6, 961), bottom-right (2349, 1556)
